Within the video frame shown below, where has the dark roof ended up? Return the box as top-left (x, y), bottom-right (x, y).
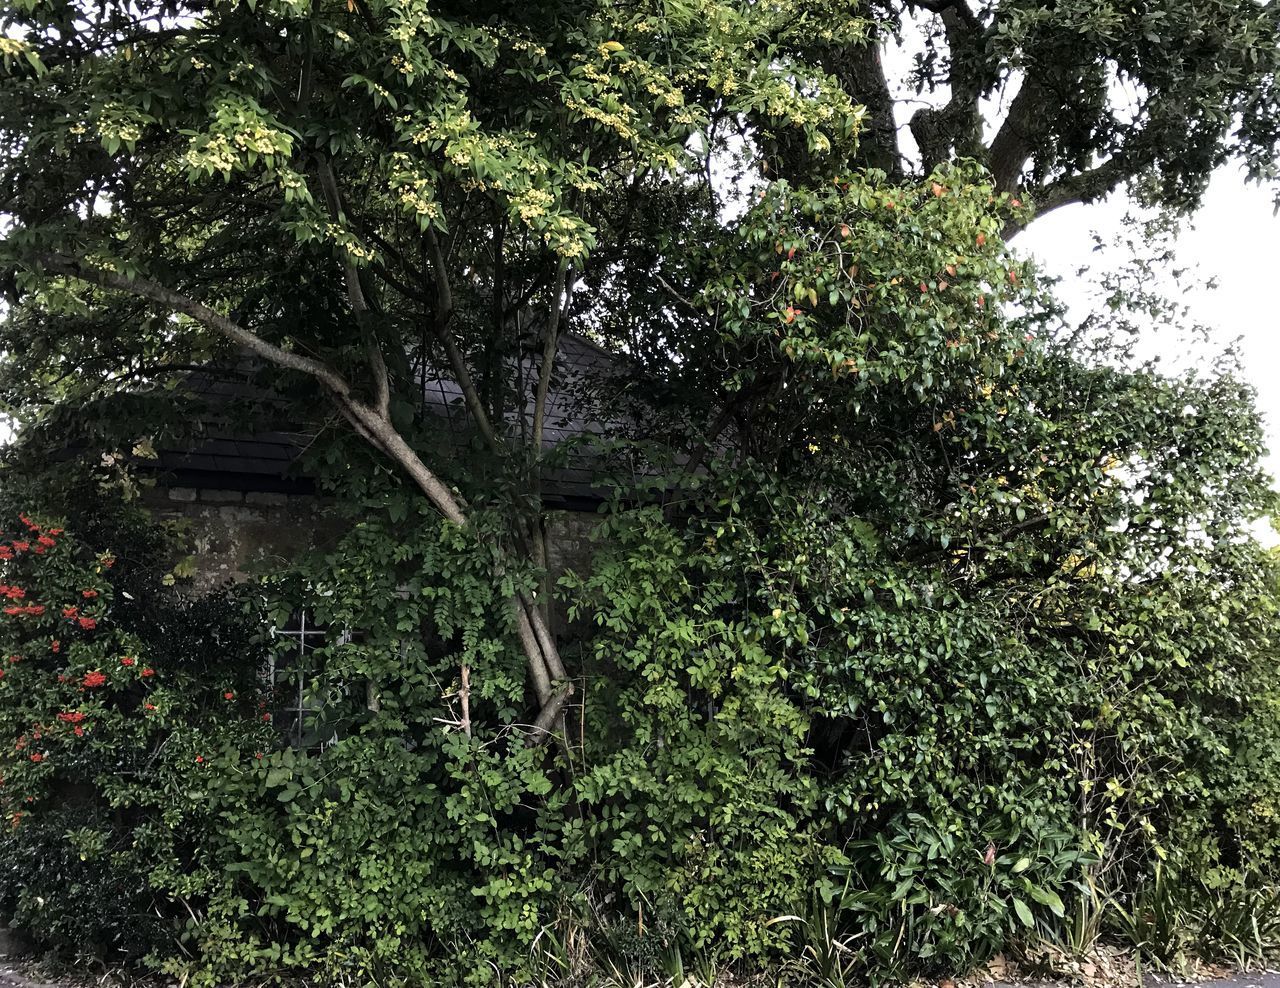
top-left (152, 335), bottom-right (643, 507)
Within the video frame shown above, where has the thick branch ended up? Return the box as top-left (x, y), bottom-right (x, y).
top-left (819, 36), bottom-right (901, 175)
top-left (425, 228), bottom-right (503, 454)
top-left (987, 77), bottom-right (1046, 193)
top-left (525, 681), bottom-right (575, 748)
top-left (908, 4), bottom-right (986, 173)
top-left (515, 603), bottom-right (553, 706)
top-left (34, 253), bottom-right (351, 393)
top-left (532, 261), bottom-right (570, 457)
top-left (1005, 157), bottom-right (1130, 238)
top-left (30, 251), bottom-right (469, 524)
top-left (908, 0), bottom-right (980, 31)
top-left (315, 157), bottom-right (392, 419)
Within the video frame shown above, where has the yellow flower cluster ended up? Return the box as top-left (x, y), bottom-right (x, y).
top-left (514, 188), bottom-right (554, 222)
top-left (564, 97), bottom-right (638, 142)
top-left (184, 133), bottom-right (239, 174)
top-left (324, 223), bottom-right (378, 262)
top-left (95, 104), bottom-right (146, 146)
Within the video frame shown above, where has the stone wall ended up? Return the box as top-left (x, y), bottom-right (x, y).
top-left (545, 509), bottom-right (602, 585)
top-left (141, 486), bottom-right (343, 593)
top-left (142, 486), bottom-right (604, 607)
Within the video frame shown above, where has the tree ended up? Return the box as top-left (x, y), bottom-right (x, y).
top-left (777, 0), bottom-right (1280, 225)
top-left (0, 0), bottom-right (861, 735)
top-left (4, 1), bottom-right (1280, 978)
top-left (0, 0), bottom-right (1276, 739)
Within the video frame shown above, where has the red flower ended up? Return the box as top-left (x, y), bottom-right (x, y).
top-left (141, 667), bottom-right (155, 678)
top-left (32, 545), bottom-right (45, 555)
top-left (62, 606), bottom-right (79, 619)
top-left (144, 703), bottom-right (157, 712)
top-left (48, 529), bottom-right (63, 536)
top-left (261, 713), bottom-right (272, 722)
top-left (101, 555), bottom-right (115, 568)
top-left (0, 671), bottom-right (5, 681)
top-left (18, 515), bottom-right (35, 530)
top-left (57, 712), bottom-right (86, 724)
top-left (73, 726), bottom-right (84, 737)
top-left (29, 753), bottom-right (42, 763)
top-left (51, 640), bottom-right (60, 653)
top-left (8, 655), bottom-right (19, 665)
top-left (36, 535), bottom-right (55, 548)
top-left (195, 755), bottom-right (204, 764)
top-left (82, 671), bottom-right (107, 689)
top-left (77, 617), bottom-right (97, 630)
top-left (254, 752), bottom-right (264, 760)
top-left (81, 589), bottom-right (99, 599)
top-left (121, 657), bottom-right (135, 667)
top-left (13, 541), bottom-right (29, 552)
top-left (0, 548), bottom-right (11, 560)
top-left (224, 691), bottom-right (235, 700)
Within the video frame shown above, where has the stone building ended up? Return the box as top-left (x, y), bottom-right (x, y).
top-left (139, 333), bottom-right (631, 594)
top-left (126, 334), bottom-right (637, 749)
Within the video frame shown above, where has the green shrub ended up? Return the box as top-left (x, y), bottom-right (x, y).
top-left (0, 504), bottom-right (274, 962)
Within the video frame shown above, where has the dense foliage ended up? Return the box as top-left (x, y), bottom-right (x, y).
top-left (0, 483), bottom-right (274, 962)
top-left (2, 0), bottom-right (1280, 982)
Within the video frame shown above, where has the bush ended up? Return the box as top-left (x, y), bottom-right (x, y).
top-left (0, 499), bottom-right (274, 963)
top-left (3, 332), bottom-right (1280, 984)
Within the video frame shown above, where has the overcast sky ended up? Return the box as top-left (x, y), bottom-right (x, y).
top-left (1016, 167), bottom-right (1280, 490)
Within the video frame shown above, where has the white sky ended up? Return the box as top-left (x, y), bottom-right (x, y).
top-left (1017, 168), bottom-right (1280, 486)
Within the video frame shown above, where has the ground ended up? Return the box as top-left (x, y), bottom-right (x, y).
top-left (2, 955), bottom-right (1278, 988)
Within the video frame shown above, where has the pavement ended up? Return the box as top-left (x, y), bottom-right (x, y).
top-left (1155, 979), bottom-right (1280, 988)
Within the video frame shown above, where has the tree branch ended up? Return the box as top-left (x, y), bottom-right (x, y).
top-left (425, 228), bottom-right (504, 454)
top-left (315, 157), bottom-right (392, 419)
top-left (28, 250), bottom-right (469, 524)
top-left (532, 261), bottom-right (570, 459)
top-left (908, 0), bottom-right (980, 31)
top-left (987, 78), bottom-right (1044, 193)
top-left (1005, 156), bottom-right (1130, 238)
top-left (819, 35), bottom-right (901, 175)
top-left (33, 253), bottom-right (352, 393)
top-left (525, 681), bottom-right (575, 748)
top-left (908, 3), bottom-right (987, 173)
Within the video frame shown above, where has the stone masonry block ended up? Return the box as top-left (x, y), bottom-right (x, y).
top-left (199, 489), bottom-right (244, 503)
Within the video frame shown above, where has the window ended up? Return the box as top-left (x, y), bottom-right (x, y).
top-left (268, 610), bottom-right (334, 751)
